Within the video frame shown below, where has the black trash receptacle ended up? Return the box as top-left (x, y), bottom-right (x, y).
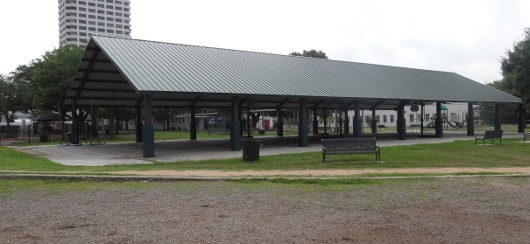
top-left (242, 139), bottom-right (261, 162)
top-left (40, 135), bottom-right (48, 142)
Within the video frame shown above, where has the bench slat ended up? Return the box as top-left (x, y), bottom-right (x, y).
top-left (322, 137), bottom-right (380, 163)
top-left (474, 130), bottom-right (503, 145)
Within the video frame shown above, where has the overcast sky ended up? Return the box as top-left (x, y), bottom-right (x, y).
top-left (1, 0), bottom-right (529, 84)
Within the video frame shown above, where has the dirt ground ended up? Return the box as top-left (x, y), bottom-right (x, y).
top-left (1, 176), bottom-right (529, 243)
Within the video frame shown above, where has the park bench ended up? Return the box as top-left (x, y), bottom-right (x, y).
top-left (524, 132), bottom-right (530, 143)
top-left (474, 130), bottom-right (503, 145)
top-left (321, 137), bottom-right (381, 163)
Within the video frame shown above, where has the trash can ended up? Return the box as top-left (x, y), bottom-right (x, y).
top-left (40, 134), bottom-right (48, 142)
top-left (242, 139), bottom-right (261, 162)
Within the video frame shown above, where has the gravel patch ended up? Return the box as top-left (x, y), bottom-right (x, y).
top-left (1, 176), bottom-right (529, 243)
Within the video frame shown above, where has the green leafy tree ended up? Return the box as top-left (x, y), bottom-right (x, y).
top-left (0, 67), bottom-right (31, 137)
top-left (497, 28), bottom-right (530, 116)
top-left (289, 49), bottom-right (328, 59)
top-left (153, 108), bottom-right (181, 130)
top-left (29, 45), bottom-right (84, 141)
top-left (30, 45), bottom-right (84, 113)
top-left (480, 28), bottom-right (530, 124)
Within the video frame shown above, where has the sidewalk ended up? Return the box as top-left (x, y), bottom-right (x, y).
top-left (11, 132), bottom-right (524, 166)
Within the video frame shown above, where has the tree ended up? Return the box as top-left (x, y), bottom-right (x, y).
top-left (497, 28), bottom-right (530, 115)
top-left (289, 49), bottom-right (328, 59)
top-left (30, 45), bottom-right (84, 113)
top-left (153, 108), bottom-right (180, 130)
top-left (0, 67), bottom-right (31, 137)
top-left (30, 45), bottom-right (84, 142)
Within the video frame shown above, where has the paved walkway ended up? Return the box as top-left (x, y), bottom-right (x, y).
top-left (10, 132), bottom-right (524, 166)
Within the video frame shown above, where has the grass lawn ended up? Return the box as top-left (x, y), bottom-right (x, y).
top-left (1, 137), bottom-right (529, 176)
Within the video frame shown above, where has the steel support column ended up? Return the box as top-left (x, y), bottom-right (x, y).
top-left (276, 108), bottom-right (284, 137)
top-left (354, 102), bottom-right (362, 138)
top-left (313, 109), bottom-right (319, 135)
top-left (397, 102), bottom-right (406, 140)
top-left (230, 96), bottom-right (241, 150)
top-left (190, 107), bottom-right (197, 141)
top-left (298, 99), bottom-right (308, 147)
top-left (467, 102), bottom-right (474, 136)
top-left (371, 109), bottom-right (377, 133)
top-left (344, 109), bottom-right (350, 135)
top-left (518, 104), bottom-right (525, 133)
top-left (136, 106), bottom-right (142, 143)
top-left (71, 102), bottom-right (79, 144)
top-left (142, 95), bottom-right (155, 158)
top-left (435, 102), bottom-right (443, 138)
top-left (494, 104), bottom-right (501, 131)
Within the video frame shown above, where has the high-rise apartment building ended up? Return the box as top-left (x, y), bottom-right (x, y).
top-left (58, 0), bottom-right (131, 46)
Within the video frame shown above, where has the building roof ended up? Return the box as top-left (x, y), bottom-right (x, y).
top-left (65, 36), bottom-right (521, 110)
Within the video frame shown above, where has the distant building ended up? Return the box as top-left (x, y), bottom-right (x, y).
top-left (58, 0), bottom-right (131, 46)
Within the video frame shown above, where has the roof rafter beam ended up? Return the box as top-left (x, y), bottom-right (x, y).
top-left (74, 46), bottom-right (101, 99)
top-left (311, 99), bottom-right (325, 110)
top-left (77, 68), bottom-right (121, 74)
top-left (370, 100), bottom-right (386, 110)
top-left (189, 95), bottom-right (203, 107)
top-left (136, 95), bottom-right (145, 107)
top-left (341, 100), bottom-right (358, 110)
top-left (69, 88), bottom-right (136, 93)
top-left (276, 98), bottom-right (290, 109)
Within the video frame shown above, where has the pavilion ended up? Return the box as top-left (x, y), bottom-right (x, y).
top-left (65, 36), bottom-right (524, 157)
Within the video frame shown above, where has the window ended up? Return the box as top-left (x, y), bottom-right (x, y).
top-left (409, 114), bottom-right (414, 123)
top-left (425, 114), bottom-right (430, 122)
top-left (390, 115), bottom-right (394, 123)
top-left (374, 115), bottom-right (380, 122)
top-left (450, 113), bottom-right (457, 122)
top-left (383, 115), bottom-right (387, 123)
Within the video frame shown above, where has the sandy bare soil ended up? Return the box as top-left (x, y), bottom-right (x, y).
top-left (112, 167), bottom-right (530, 178)
top-left (1, 176), bottom-right (529, 243)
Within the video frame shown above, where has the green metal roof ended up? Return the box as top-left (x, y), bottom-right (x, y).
top-left (66, 36), bottom-right (521, 109)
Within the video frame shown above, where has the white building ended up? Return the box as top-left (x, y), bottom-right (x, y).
top-left (367, 102), bottom-right (471, 128)
top-left (58, 0), bottom-right (131, 46)
top-left (320, 102), bottom-right (474, 132)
